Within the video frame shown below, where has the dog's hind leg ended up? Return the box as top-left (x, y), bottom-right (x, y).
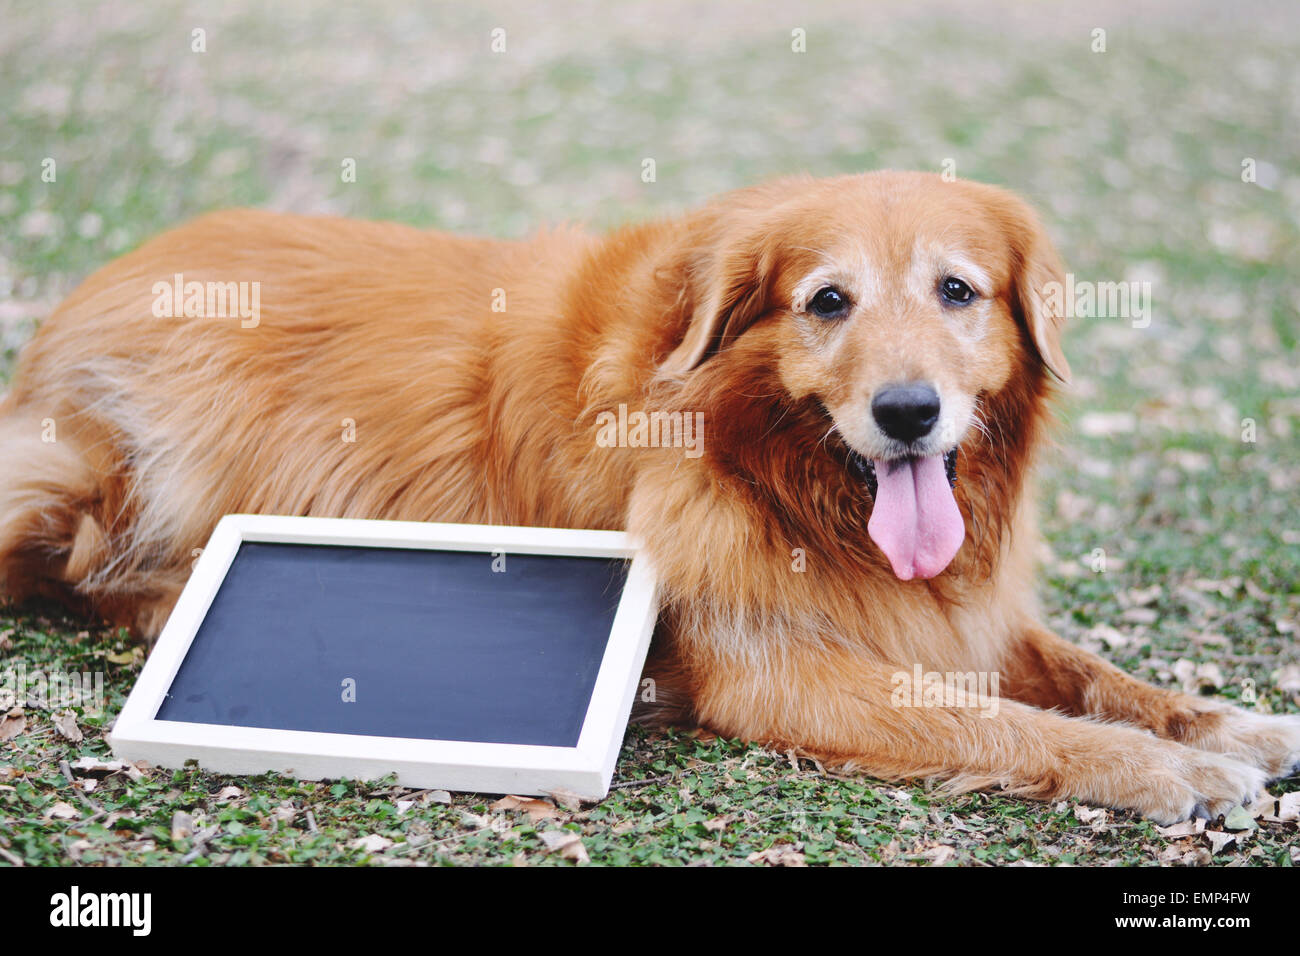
top-left (0, 404), bottom-right (101, 605)
top-left (0, 402), bottom-right (182, 638)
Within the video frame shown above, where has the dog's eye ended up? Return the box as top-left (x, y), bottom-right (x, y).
top-left (940, 277), bottom-right (976, 305)
top-left (808, 286), bottom-right (849, 319)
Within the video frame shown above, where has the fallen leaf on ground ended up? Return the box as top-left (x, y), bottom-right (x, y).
top-left (1273, 664), bottom-right (1300, 693)
top-left (923, 845), bottom-right (958, 865)
top-left (1171, 659), bottom-right (1224, 694)
top-left (1205, 831), bottom-right (1237, 854)
top-left (1158, 845), bottom-right (1184, 864)
top-left (1259, 791), bottom-right (1300, 824)
top-left (51, 710), bottom-right (82, 743)
top-left (45, 801), bottom-right (79, 820)
top-left (0, 708), bottom-right (26, 742)
top-left (1088, 624), bottom-right (1129, 649)
top-left (71, 757), bottom-right (125, 775)
top-left (1155, 819), bottom-right (1206, 838)
top-left (539, 830), bottom-right (589, 863)
top-left (1074, 804), bottom-right (1109, 827)
top-left (544, 787), bottom-right (587, 812)
top-left (350, 834), bottom-right (393, 853)
top-left (747, 845), bottom-right (806, 867)
top-left (1124, 585), bottom-right (1163, 607)
top-left (171, 811), bottom-right (193, 841)
top-left (492, 795), bottom-right (560, 822)
top-left (215, 785), bottom-right (242, 801)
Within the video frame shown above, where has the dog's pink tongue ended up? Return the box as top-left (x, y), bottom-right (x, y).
top-left (867, 455), bottom-right (965, 580)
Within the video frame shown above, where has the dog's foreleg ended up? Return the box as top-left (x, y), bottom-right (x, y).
top-left (1000, 626), bottom-right (1300, 781)
top-left (690, 646), bottom-right (1266, 824)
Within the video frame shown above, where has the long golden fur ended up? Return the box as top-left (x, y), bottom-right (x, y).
top-left (2, 171), bottom-right (1296, 822)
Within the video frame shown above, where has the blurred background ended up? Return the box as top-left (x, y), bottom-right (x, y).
top-left (1, 0), bottom-right (1297, 867)
top-left (2, 0), bottom-right (1297, 650)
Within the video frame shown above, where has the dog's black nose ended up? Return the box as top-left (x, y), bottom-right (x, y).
top-left (872, 384), bottom-right (941, 443)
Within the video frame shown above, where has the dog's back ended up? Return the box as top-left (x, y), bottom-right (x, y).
top-left (0, 208), bottom-right (635, 631)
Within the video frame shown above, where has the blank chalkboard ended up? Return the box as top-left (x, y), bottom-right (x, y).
top-left (111, 516), bottom-right (658, 797)
top-left (154, 542), bottom-right (629, 748)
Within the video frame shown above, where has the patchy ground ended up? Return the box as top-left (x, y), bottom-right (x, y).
top-left (1, 0), bottom-right (1297, 865)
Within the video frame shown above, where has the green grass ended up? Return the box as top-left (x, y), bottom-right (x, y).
top-left (1, 0), bottom-right (1298, 865)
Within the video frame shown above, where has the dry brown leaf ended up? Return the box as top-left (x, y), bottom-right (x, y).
top-left (544, 788), bottom-right (587, 812)
top-left (350, 834), bottom-right (393, 853)
top-left (1171, 659), bottom-right (1224, 694)
top-left (1121, 607), bottom-right (1159, 626)
top-left (51, 710), bottom-right (82, 743)
top-left (1205, 831), bottom-right (1237, 854)
top-left (1273, 664), bottom-right (1300, 694)
top-left (1088, 624), bottom-right (1129, 649)
top-left (46, 801), bottom-right (79, 821)
top-left (539, 829), bottom-right (589, 863)
top-left (1155, 819), bottom-right (1206, 838)
top-left (1157, 844), bottom-right (1185, 864)
top-left (1074, 804), bottom-right (1109, 827)
top-left (492, 794), bottom-right (560, 822)
top-left (747, 845), bottom-right (807, 867)
top-left (0, 707), bottom-right (26, 742)
top-left (1125, 585), bottom-right (1163, 607)
top-left (215, 785), bottom-right (242, 801)
top-left (923, 844), bottom-right (958, 865)
top-left (1261, 791), bottom-right (1300, 824)
top-left (71, 757), bottom-right (125, 775)
top-left (171, 811), bottom-right (193, 841)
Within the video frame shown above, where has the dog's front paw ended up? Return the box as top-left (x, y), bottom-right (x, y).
top-left (1175, 703), bottom-right (1300, 780)
top-left (1130, 747), bottom-right (1267, 826)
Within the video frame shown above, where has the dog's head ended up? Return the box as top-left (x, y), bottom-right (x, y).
top-left (659, 171), bottom-right (1067, 581)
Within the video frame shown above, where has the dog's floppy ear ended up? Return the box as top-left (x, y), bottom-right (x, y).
top-left (1007, 203), bottom-right (1072, 385)
top-left (659, 221), bottom-right (778, 376)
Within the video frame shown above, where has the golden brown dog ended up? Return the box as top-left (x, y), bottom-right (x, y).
top-left (2, 171), bottom-right (1296, 822)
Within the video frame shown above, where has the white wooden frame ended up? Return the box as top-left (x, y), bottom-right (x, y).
top-left (110, 514), bottom-right (659, 800)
